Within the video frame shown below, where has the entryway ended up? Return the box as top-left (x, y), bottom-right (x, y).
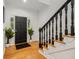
top-left (15, 16), bottom-right (30, 49)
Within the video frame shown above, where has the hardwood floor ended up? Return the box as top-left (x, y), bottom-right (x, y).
top-left (4, 41), bottom-right (47, 59)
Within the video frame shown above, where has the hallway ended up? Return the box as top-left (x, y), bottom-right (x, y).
top-left (3, 0), bottom-right (75, 59)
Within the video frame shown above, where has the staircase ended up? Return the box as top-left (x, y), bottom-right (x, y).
top-left (38, 0), bottom-right (75, 59)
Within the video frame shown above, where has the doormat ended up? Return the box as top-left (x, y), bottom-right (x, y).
top-left (16, 43), bottom-right (31, 49)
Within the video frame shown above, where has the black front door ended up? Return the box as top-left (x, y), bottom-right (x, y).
top-left (15, 16), bottom-right (27, 49)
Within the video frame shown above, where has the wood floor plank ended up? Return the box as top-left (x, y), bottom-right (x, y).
top-left (4, 41), bottom-right (47, 59)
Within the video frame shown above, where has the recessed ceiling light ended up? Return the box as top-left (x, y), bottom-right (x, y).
top-left (23, 0), bottom-right (27, 3)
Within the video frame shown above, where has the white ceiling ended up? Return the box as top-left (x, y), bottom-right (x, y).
top-left (4, 0), bottom-right (50, 12)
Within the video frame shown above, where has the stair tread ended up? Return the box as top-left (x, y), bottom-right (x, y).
top-left (39, 38), bottom-right (75, 55)
top-left (54, 40), bottom-right (65, 44)
top-left (63, 35), bottom-right (75, 38)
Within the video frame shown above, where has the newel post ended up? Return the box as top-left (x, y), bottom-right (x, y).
top-left (49, 21), bottom-right (51, 44)
top-left (55, 14), bottom-right (58, 40)
top-left (71, 0), bottom-right (75, 36)
top-left (65, 5), bottom-right (68, 35)
top-left (52, 18), bottom-right (54, 45)
top-left (46, 25), bottom-right (48, 48)
top-left (39, 28), bottom-right (43, 49)
top-left (59, 10), bottom-right (63, 41)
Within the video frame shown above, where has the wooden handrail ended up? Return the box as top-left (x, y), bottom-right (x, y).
top-left (41, 0), bottom-right (71, 30)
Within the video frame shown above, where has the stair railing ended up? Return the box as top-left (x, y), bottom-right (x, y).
top-left (39, 0), bottom-right (74, 49)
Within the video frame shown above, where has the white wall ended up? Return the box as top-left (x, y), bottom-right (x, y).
top-left (4, 7), bottom-right (39, 45)
top-left (4, 0), bottom-right (75, 46)
top-left (39, 0), bottom-right (66, 27)
top-left (39, 0), bottom-right (73, 39)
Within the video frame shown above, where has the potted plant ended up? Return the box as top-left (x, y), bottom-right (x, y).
top-left (5, 28), bottom-right (14, 44)
top-left (28, 28), bottom-right (34, 40)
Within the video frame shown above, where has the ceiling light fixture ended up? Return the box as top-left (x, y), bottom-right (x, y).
top-left (23, 0), bottom-right (27, 3)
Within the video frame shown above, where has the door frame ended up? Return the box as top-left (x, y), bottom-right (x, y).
top-left (15, 16), bottom-right (27, 45)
